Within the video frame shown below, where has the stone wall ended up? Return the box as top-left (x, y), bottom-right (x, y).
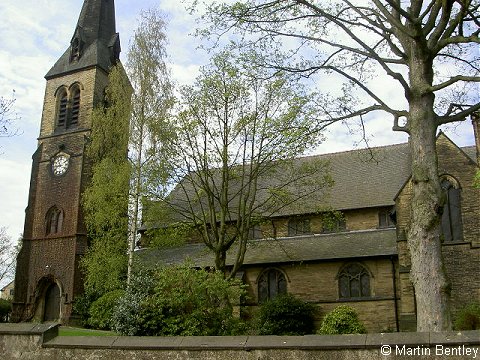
top-left (1, 324), bottom-right (479, 360)
top-left (243, 259), bottom-right (399, 333)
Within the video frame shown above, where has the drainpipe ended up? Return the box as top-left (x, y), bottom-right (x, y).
top-left (391, 256), bottom-right (399, 332)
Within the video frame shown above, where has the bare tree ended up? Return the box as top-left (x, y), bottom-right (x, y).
top-left (0, 227), bottom-right (16, 286)
top-left (0, 91), bottom-right (20, 140)
top-left (195, 0), bottom-right (480, 331)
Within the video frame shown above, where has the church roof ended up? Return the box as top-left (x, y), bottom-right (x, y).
top-left (159, 142), bottom-right (413, 226)
top-left (159, 140), bottom-right (477, 224)
top-left (45, 0), bottom-right (120, 79)
top-left (136, 228), bottom-right (398, 267)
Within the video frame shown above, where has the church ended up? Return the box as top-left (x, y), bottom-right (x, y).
top-left (12, 0), bottom-right (480, 332)
top-left (139, 129), bottom-right (480, 332)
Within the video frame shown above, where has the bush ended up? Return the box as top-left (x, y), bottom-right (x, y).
top-left (73, 291), bottom-right (98, 327)
top-left (318, 305), bottom-right (366, 334)
top-left (256, 294), bottom-right (316, 335)
top-left (111, 264), bottom-right (246, 336)
top-left (0, 299), bottom-right (12, 322)
top-left (87, 289), bottom-right (125, 330)
top-left (454, 302), bottom-right (480, 330)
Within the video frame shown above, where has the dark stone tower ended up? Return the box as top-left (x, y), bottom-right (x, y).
top-left (13, 0), bottom-right (122, 323)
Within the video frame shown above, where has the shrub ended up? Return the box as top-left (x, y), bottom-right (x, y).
top-left (454, 302), bottom-right (480, 330)
top-left (73, 291), bottom-right (98, 327)
top-left (318, 305), bottom-right (366, 334)
top-left (87, 289), bottom-right (125, 330)
top-left (0, 299), bottom-right (12, 322)
top-left (111, 264), bottom-right (246, 336)
top-left (256, 294), bottom-right (316, 335)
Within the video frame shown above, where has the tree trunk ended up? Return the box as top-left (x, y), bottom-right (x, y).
top-left (407, 90), bottom-right (452, 332)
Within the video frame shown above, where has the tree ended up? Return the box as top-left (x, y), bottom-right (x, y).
top-left (0, 91), bottom-right (20, 143)
top-left (126, 9), bottom-right (174, 285)
top-left (81, 64), bottom-right (131, 296)
top-left (0, 227), bottom-right (16, 286)
top-left (159, 51), bottom-right (331, 278)
top-left (195, 0), bottom-right (480, 331)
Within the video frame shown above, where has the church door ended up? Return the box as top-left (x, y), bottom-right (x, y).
top-left (43, 283), bottom-right (60, 321)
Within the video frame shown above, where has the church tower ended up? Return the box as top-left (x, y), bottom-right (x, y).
top-left (13, 0), bottom-right (124, 323)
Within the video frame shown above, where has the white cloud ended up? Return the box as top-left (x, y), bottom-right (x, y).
top-left (0, 0), bottom-right (476, 244)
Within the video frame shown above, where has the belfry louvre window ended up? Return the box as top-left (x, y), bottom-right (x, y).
top-left (46, 206), bottom-right (63, 235)
top-left (69, 87), bottom-right (80, 126)
top-left (56, 87), bottom-right (81, 130)
top-left (258, 269), bottom-right (287, 303)
top-left (57, 91), bottom-right (68, 127)
top-left (441, 179), bottom-right (463, 242)
top-left (338, 263), bottom-right (370, 299)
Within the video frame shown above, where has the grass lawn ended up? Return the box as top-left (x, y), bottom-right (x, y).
top-left (59, 326), bottom-right (117, 336)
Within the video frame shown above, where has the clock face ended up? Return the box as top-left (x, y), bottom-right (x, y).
top-left (52, 154), bottom-right (70, 176)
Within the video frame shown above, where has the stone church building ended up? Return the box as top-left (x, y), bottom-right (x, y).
top-left (12, 0), bottom-right (124, 323)
top-left (12, 0), bottom-right (480, 331)
top-left (139, 130), bottom-right (480, 332)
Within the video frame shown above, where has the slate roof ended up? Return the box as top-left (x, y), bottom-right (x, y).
top-left (162, 142), bottom-right (413, 225)
top-left (163, 141), bottom-right (478, 223)
top-left (136, 228), bottom-right (398, 267)
top-left (306, 142), bottom-right (411, 210)
top-left (46, 0), bottom-right (120, 79)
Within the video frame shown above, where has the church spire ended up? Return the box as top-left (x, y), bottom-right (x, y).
top-left (45, 0), bottom-right (121, 79)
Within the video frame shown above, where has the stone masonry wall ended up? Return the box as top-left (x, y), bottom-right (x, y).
top-left (1, 324), bottom-right (479, 360)
top-left (243, 259), bottom-right (399, 333)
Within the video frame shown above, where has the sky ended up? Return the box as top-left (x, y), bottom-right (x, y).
top-left (0, 0), bottom-right (476, 248)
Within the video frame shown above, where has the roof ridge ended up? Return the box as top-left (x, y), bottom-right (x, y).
top-left (297, 141), bottom-right (409, 161)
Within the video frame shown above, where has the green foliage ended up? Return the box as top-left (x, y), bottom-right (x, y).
top-left (168, 50), bottom-right (328, 277)
top-left (256, 294), bottom-right (316, 335)
top-left (454, 302), bottom-right (480, 330)
top-left (73, 291), bottom-right (98, 327)
top-left (87, 64), bottom-right (131, 163)
top-left (318, 305), bottom-right (366, 335)
top-left (141, 200), bottom-right (190, 248)
top-left (81, 234), bottom-right (128, 296)
top-left (0, 298), bottom-right (11, 322)
top-left (82, 64), bottom-right (131, 296)
top-left (87, 290), bottom-right (125, 330)
top-left (474, 171), bottom-right (480, 189)
top-left (111, 264), bottom-right (246, 336)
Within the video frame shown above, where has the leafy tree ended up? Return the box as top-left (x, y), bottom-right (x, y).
top-left (195, 0), bottom-right (480, 332)
top-left (125, 8), bottom-right (175, 284)
top-left (81, 64), bottom-right (131, 297)
top-left (162, 51), bottom-right (331, 278)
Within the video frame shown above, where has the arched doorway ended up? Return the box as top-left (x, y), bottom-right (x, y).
top-left (43, 283), bottom-right (60, 321)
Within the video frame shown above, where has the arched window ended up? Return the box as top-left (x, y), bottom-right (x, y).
top-left (69, 86), bottom-right (80, 127)
top-left (258, 268), bottom-right (287, 303)
top-left (338, 263), bottom-right (371, 299)
top-left (46, 206), bottom-right (63, 235)
top-left (56, 89), bottom-right (68, 128)
top-left (441, 178), bottom-right (463, 242)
